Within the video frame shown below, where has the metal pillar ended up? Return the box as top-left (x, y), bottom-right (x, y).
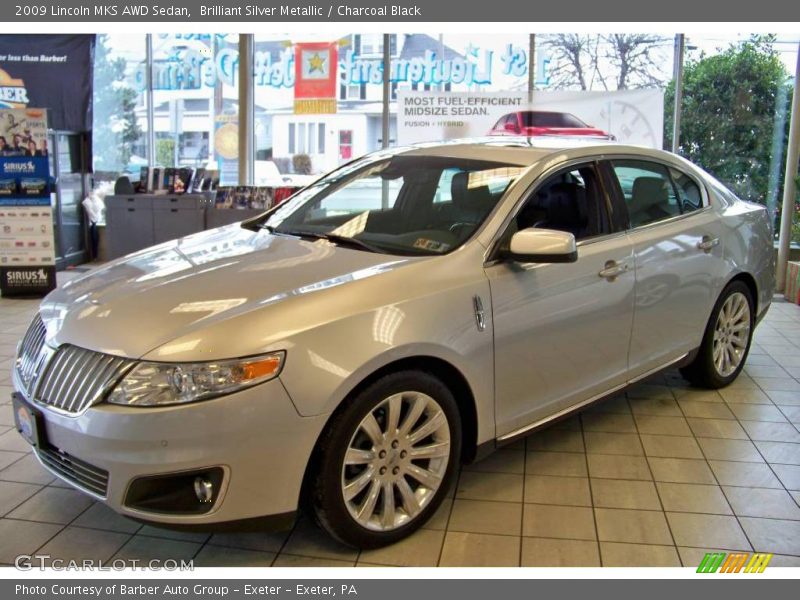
top-left (528, 34), bottom-right (536, 104)
top-left (381, 34), bottom-right (391, 208)
top-left (382, 34), bottom-right (391, 150)
top-left (145, 34), bottom-right (155, 166)
top-left (439, 34), bottom-right (445, 91)
top-left (671, 34), bottom-right (685, 154)
top-left (776, 43), bottom-right (800, 292)
top-left (238, 34), bottom-right (254, 186)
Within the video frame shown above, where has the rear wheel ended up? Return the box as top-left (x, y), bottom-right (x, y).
top-left (310, 370), bottom-right (461, 548)
top-left (680, 281), bottom-right (754, 388)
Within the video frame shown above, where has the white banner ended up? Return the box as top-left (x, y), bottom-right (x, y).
top-left (0, 205), bottom-right (54, 266)
top-left (397, 89), bottom-right (664, 149)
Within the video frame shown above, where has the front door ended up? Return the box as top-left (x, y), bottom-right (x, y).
top-left (338, 130), bottom-right (353, 162)
top-left (486, 161), bottom-right (635, 438)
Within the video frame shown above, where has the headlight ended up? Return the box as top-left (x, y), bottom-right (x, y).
top-left (106, 351), bottom-right (285, 407)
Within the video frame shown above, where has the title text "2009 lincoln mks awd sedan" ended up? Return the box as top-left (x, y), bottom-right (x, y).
top-left (12, 138), bottom-right (773, 547)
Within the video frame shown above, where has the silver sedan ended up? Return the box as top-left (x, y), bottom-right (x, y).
top-left (11, 139), bottom-right (774, 547)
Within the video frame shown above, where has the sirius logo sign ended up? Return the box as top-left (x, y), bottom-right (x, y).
top-left (3, 161), bottom-right (36, 174)
top-left (7, 269), bottom-right (48, 283)
top-left (0, 68), bottom-right (29, 109)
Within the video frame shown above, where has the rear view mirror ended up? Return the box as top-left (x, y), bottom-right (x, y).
top-left (504, 228), bottom-right (578, 263)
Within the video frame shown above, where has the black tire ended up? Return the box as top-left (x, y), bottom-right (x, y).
top-left (680, 280), bottom-right (754, 389)
top-left (310, 370), bottom-right (461, 548)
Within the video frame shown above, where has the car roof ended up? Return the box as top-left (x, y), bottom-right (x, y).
top-left (397, 136), bottom-right (667, 167)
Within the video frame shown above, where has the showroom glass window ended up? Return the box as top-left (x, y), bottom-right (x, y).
top-left (151, 34), bottom-right (241, 185)
top-left (91, 34), bottom-right (148, 183)
top-left (673, 35), bottom-right (798, 239)
top-left (253, 33), bottom-right (366, 180)
top-left (251, 33), bottom-right (545, 179)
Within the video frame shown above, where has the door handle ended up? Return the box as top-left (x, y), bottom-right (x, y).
top-left (599, 260), bottom-right (629, 281)
top-left (473, 295), bottom-right (486, 332)
top-left (697, 236), bottom-right (720, 253)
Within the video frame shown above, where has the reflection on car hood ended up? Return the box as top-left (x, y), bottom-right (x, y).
top-left (40, 224), bottom-right (410, 358)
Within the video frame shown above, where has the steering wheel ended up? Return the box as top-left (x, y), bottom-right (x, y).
top-left (448, 222), bottom-right (474, 233)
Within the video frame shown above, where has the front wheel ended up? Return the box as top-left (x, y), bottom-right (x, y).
top-left (680, 281), bottom-right (754, 389)
top-left (310, 370), bottom-right (461, 548)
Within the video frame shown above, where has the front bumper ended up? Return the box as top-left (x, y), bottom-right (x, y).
top-left (12, 378), bottom-right (328, 527)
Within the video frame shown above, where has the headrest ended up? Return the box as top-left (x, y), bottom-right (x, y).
top-left (545, 182), bottom-right (587, 227)
top-left (451, 171), bottom-right (469, 203)
top-left (451, 171), bottom-right (494, 209)
top-left (632, 177), bottom-right (668, 209)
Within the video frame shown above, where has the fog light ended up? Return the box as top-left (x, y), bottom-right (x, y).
top-left (194, 476), bottom-right (214, 503)
top-left (124, 467), bottom-right (224, 515)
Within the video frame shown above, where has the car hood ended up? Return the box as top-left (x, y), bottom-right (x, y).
top-left (40, 224), bottom-right (413, 358)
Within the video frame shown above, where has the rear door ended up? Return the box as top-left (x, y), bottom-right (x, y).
top-left (603, 158), bottom-right (728, 377)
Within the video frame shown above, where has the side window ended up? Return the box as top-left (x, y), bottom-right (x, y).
top-left (505, 114), bottom-right (520, 133)
top-left (513, 163), bottom-right (611, 241)
top-left (669, 168), bottom-right (704, 212)
top-left (610, 160), bottom-right (683, 228)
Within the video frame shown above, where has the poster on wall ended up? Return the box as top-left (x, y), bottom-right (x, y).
top-left (214, 111), bottom-right (238, 186)
top-left (0, 35), bottom-right (93, 131)
top-left (397, 90), bottom-right (664, 149)
top-left (0, 107), bottom-right (56, 297)
top-left (294, 42), bottom-right (338, 115)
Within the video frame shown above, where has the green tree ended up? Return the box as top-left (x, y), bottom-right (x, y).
top-left (156, 138), bottom-right (175, 167)
top-left (664, 36), bottom-right (793, 206)
top-left (92, 35), bottom-right (143, 174)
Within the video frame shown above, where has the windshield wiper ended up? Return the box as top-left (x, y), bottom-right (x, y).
top-left (274, 229), bottom-right (383, 253)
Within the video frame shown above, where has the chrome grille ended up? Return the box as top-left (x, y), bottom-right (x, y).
top-left (15, 313), bottom-right (48, 396)
top-left (34, 345), bottom-right (134, 414)
top-left (37, 444), bottom-right (109, 497)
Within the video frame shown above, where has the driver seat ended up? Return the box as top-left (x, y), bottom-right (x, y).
top-left (537, 182), bottom-right (589, 239)
top-left (450, 172), bottom-right (497, 225)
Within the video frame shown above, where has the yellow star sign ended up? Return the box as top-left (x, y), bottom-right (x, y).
top-left (307, 52), bottom-right (326, 74)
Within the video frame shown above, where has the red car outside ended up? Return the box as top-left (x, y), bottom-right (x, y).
top-left (488, 110), bottom-right (614, 139)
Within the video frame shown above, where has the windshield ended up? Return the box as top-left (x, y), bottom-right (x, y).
top-left (521, 112), bottom-right (589, 128)
top-left (264, 154), bottom-right (524, 256)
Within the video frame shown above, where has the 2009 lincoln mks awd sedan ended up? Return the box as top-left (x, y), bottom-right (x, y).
top-left (12, 138), bottom-right (773, 547)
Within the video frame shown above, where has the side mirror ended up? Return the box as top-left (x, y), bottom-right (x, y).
top-left (503, 228), bottom-right (578, 263)
top-left (504, 122), bottom-right (519, 133)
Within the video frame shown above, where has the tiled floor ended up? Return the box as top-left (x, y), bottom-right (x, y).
top-left (1, 275), bottom-right (800, 567)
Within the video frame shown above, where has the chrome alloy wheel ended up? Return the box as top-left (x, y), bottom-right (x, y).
top-left (712, 291), bottom-right (751, 378)
top-left (341, 392), bottom-right (451, 532)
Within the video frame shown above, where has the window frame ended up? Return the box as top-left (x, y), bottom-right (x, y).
top-left (600, 157), bottom-right (710, 232)
top-left (486, 159), bottom-right (622, 262)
